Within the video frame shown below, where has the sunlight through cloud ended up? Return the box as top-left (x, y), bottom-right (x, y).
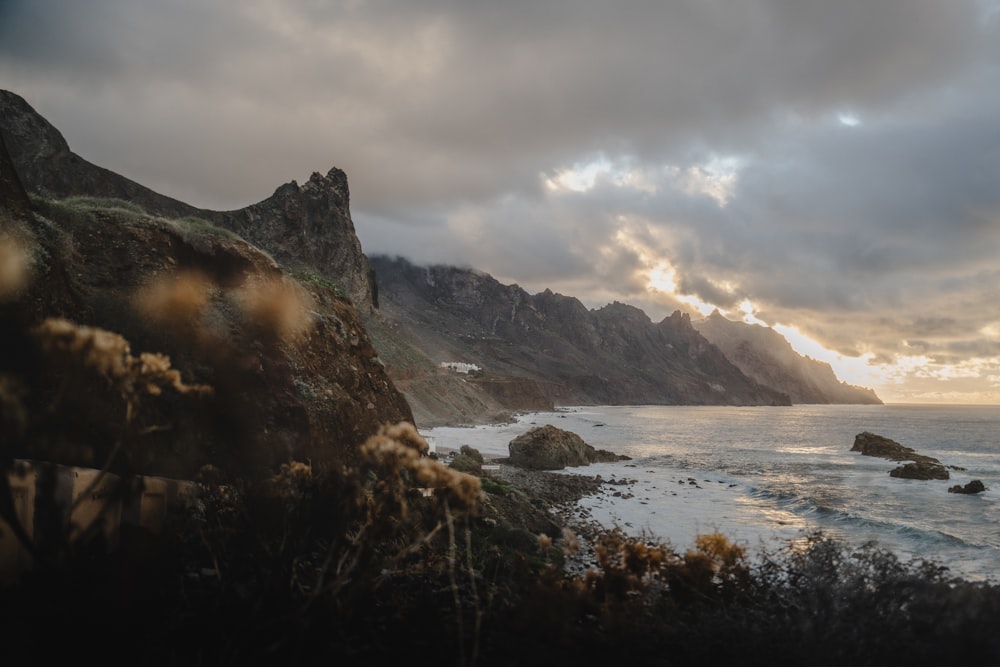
top-left (543, 154), bottom-right (742, 206)
top-left (645, 260), bottom-right (716, 315)
top-left (837, 111), bottom-right (861, 127)
top-left (772, 323), bottom-right (886, 389)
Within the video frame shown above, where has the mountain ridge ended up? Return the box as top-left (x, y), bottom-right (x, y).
top-left (693, 309), bottom-right (881, 405)
top-left (367, 254), bottom-right (793, 426)
top-left (368, 254), bottom-right (882, 425)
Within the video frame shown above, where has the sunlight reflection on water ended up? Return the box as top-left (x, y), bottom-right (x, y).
top-left (424, 404), bottom-right (1000, 581)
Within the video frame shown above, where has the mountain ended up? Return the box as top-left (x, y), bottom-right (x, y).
top-left (0, 90), bottom-right (376, 313)
top-left (367, 255), bottom-right (791, 426)
top-left (0, 90), bottom-right (412, 478)
top-left (693, 309), bottom-right (882, 404)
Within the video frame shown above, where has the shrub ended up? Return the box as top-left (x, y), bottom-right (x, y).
top-left (166, 215), bottom-right (243, 242)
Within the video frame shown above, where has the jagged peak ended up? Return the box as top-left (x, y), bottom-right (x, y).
top-left (595, 301), bottom-right (652, 323)
top-left (268, 166), bottom-right (350, 201)
top-left (271, 180), bottom-right (299, 197)
top-left (663, 309), bottom-right (692, 324)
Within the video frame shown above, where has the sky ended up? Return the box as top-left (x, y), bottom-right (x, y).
top-left (2, 1), bottom-right (999, 404)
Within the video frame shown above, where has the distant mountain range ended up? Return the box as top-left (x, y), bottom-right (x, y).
top-left (366, 255), bottom-right (881, 426)
top-left (1, 88), bottom-right (881, 435)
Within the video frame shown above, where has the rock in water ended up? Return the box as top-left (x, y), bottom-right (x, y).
top-left (851, 432), bottom-right (941, 464)
top-left (507, 424), bottom-right (628, 471)
top-left (889, 461), bottom-right (949, 480)
top-left (948, 480), bottom-right (987, 495)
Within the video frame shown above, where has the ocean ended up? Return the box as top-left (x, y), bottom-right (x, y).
top-left (422, 404), bottom-right (1000, 583)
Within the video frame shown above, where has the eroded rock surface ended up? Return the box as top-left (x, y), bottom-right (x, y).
top-left (948, 480), bottom-right (987, 495)
top-left (506, 424), bottom-right (629, 471)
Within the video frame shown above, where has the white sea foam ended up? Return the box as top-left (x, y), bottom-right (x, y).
top-left (423, 404), bottom-right (1000, 582)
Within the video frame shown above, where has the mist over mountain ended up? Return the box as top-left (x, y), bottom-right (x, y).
top-left (693, 310), bottom-right (882, 405)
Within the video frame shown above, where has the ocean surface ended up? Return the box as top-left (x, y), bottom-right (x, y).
top-left (422, 404), bottom-right (1000, 583)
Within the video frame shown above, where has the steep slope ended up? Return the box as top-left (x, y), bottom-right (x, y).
top-left (0, 91), bottom-right (413, 478)
top-left (0, 89), bottom-right (375, 312)
top-left (693, 309), bottom-right (882, 404)
top-left (368, 255), bottom-right (790, 422)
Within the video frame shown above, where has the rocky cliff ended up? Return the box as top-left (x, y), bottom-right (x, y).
top-left (0, 91), bottom-right (412, 479)
top-left (368, 254), bottom-right (791, 424)
top-left (0, 90), bottom-right (375, 312)
top-left (693, 309), bottom-right (882, 404)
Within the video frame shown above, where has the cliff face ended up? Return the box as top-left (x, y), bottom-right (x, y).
top-left (0, 90), bottom-right (412, 478)
top-left (368, 254), bottom-right (791, 422)
top-left (216, 168), bottom-right (375, 313)
top-left (693, 309), bottom-right (882, 404)
top-left (0, 89), bottom-right (375, 313)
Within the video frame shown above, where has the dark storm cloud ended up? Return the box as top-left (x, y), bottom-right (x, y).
top-left (2, 0), bottom-right (986, 207)
top-left (2, 0), bottom-right (999, 400)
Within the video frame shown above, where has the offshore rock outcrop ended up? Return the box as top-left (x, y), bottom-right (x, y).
top-left (851, 432), bottom-right (941, 464)
top-left (889, 461), bottom-right (950, 481)
top-left (850, 432), bottom-right (960, 482)
top-left (948, 480), bottom-right (986, 495)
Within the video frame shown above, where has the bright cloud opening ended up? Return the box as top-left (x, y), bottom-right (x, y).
top-left (668, 155), bottom-right (743, 206)
top-left (544, 154), bottom-right (742, 206)
top-left (645, 260), bottom-right (715, 315)
top-left (979, 322), bottom-right (1000, 338)
top-left (737, 299), bottom-right (768, 326)
top-left (773, 323), bottom-right (886, 389)
top-left (838, 112), bottom-right (861, 127)
top-left (544, 156), bottom-right (616, 192)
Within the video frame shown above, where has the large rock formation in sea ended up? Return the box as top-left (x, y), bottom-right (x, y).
top-left (367, 254), bottom-right (792, 426)
top-left (506, 425), bottom-right (629, 471)
top-left (693, 309), bottom-right (882, 404)
top-left (850, 432), bottom-right (951, 481)
top-left (0, 89), bottom-right (411, 479)
top-left (851, 432), bottom-right (940, 463)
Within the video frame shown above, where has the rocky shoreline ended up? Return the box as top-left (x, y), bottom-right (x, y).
top-left (477, 461), bottom-right (614, 575)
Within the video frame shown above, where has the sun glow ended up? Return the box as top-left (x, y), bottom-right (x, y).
top-left (645, 261), bottom-right (715, 315)
top-left (770, 323), bottom-right (887, 389)
top-left (724, 302), bottom-right (886, 389)
top-left (543, 154), bottom-right (742, 206)
top-left (646, 263), bottom-right (676, 293)
top-left (838, 112), bottom-right (861, 127)
top-left (736, 299), bottom-right (770, 326)
top-left (544, 157), bottom-right (617, 192)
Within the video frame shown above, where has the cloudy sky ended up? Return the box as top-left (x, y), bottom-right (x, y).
top-left (2, 1), bottom-right (999, 404)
